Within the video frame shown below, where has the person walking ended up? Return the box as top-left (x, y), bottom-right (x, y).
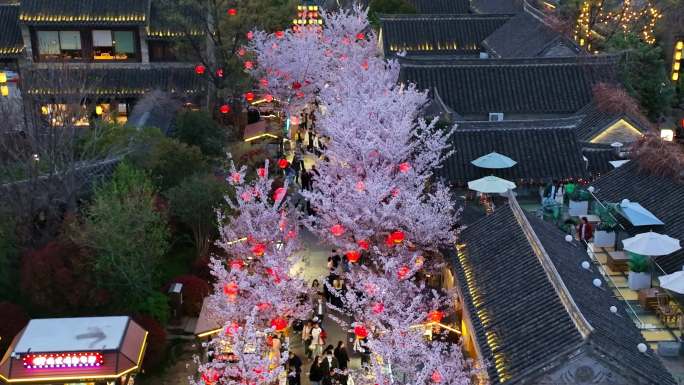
top-left (287, 351), bottom-right (303, 385)
top-left (309, 355), bottom-right (324, 385)
top-left (310, 323), bottom-right (325, 357)
top-left (320, 348), bottom-right (340, 385)
top-left (302, 321), bottom-right (314, 359)
top-left (334, 341), bottom-right (349, 371)
top-left (577, 216), bottom-right (594, 247)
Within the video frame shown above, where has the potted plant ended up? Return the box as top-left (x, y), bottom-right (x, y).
top-left (628, 253), bottom-right (651, 290)
top-left (568, 188), bottom-right (590, 216)
top-left (594, 205), bottom-right (618, 248)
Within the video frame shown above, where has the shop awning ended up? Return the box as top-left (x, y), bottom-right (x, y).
top-left (617, 200), bottom-right (664, 226)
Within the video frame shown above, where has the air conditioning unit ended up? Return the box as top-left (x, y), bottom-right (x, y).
top-left (489, 112), bottom-right (504, 122)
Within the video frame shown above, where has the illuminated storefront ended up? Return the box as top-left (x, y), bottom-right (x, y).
top-left (0, 316), bottom-right (148, 385)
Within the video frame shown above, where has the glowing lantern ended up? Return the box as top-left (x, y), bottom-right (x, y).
top-left (229, 259), bottom-right (245, 270)
top-left (257, 167), bottom-right (267, 178)
top-left (330, 224), bottom-right (345, 237)
top-left (357, 239), bottom-right (370, 250)
top-left (265, 268), bottom-right (282, 283)
top-left (353, 325), bottom-right (368, 339)
top-left (427, 310), bottom-right (444, 323)
top-left (244, 61), bottom-right (254, 70)
top-left (273, 187), bottom-right (286, 202)
top-left (271, 317), bottom-right (288, 331)
top-left (275, 31), bottom-right (285, 38)
top-left (238, 47), bottom-right (246, 56)
top-left (356, 32), bottom-right (365, 40)
top-left (278, 159), bottom-right (289, 169)
top-left (397, 265), bottom-right (410, 280)
top-left (223, 282), bottom-right (239, 300)
top-left (252, 243), bottom-right (266, 257)
top-left (292, 81), bottom-right (302, 90)
top-left (399, 162), bottom-right (410, 173)
top-left (264, 94), bottom-right (274, 102)
top-left (361, 60), bottom-right (368, 70)
top-left (260, 78), bottom-right (269, 87)
top-left (230, 172), bottom-right (241, 184)
top-left (245, 92), bottom-right (255, 102)
top-left (202, 369), bottom-right (220, 384)
top-left (216, 68), bottom-right (224, 77)
top-left (257, 302), bottom-right (271, 311)
top-left (286, 230), bottom-right (297, 239)
top-left (372, 302), bottom-right (384, 314)
top-left (227, 8), bottom-right (237, 16)
top-left (346, 250), bottom-right (361, 263)
top-left (240, 191), bottom-right (252, 202)
top-left (431, 371), bottom-right (442, 383)
top-left (194, 65), bottom-right (206, 75)
top-left (246, 31), bottom-right (254, 40)
top-left (355, 180), bottom-right (365, 192)
top-left (391, 230), bottom-right (405, 244)
top-left (220, 104), bottom-right (231, 114)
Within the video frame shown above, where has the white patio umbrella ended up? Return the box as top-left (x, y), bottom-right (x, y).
top-left (467, 175), bottom-right (516, 194)
top-left (471, 152), bottom-right (517, 169)
top-left (622, 231), bottom-right (682, 257)
top-left (658, 271), bottom-right (684, 294)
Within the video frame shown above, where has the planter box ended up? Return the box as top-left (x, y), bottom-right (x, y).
top-left (594, 230), bottom-right (616, 248)
top-left (628, 271), bottom-right (651, 290)
top-left (568, 200), bottom-right (589, 216)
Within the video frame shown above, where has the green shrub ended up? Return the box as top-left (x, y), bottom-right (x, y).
top-left (628, 253), bottom-right (649, 273)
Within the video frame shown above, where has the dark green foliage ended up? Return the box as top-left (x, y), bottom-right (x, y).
top-left (173, 111), bottom-right (227, 158)
top-left (606, 32), bottom-right (675, 120)
top-left (368, 0), bottom-right (417, 28)
top-left (628, 252), bottom-right (649, 273)
top-left (0, 215), bottom-right (18, 302)
top-left (136, 138), bottom-right (209, 191)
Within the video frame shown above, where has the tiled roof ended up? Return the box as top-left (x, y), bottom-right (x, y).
top-left (581, 146), bottom-right (621, 176)
top-left (148, 0), bottom-right (204, 40)
top-left (592, 161), bottom-right (684, 274)
top-left (454, 116), bottom-right (582, 130)
top-left (440, 125), bottom-right (587, 184)
top-left (19, 0), bottom-right (150, 25)
top-left (406, 0), bottom-right (470, 14)
top-left (0, 4), bottom-right (22, 58)
top-left (379, 14), bottom-right (511, 56)
top-left (399, 55), bottom-right (618, 115)
top-left (573, 102), bottom-right (649, 142)
top-left (21, 65), bottom-right (204, 97)
top-left (470, 0), bottom-right (522, 14)
top-left (448, 199), bottom-right (676, 385)
top-left (482, 12), bottom-right (580, 58)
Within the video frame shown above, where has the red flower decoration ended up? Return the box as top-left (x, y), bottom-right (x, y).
top-left (397, 265), bottom-right (410, 280)
top-left (230, 172), bottom-right (241, 183)
top-left (278, 159), bottom-right (289, 169)
top-left (194, 65), bottom-right (206, 75)
top-left (353, 325), bottom-right (368, 338)
top-left (391, 230), bottom-right (405, 244)
top-left (223, 282), bottom-right (239, 299)
top-left (431, 371), bottom-right (442, 383)
top-left (240, 191), bottom-right (252, 202)
top-left (265, 268), bottom-right (282, 284)
top-left (246, 31), bottom-right (254, 40)
top-left (357, 239), bottom-right (370, 250)
top-left (399, 162), bottom-right (411, 173)
top-left (273, 187), bottom-right (286, 202)
top-left (372, 302), bottom-right (384, 314)
top-left (330, 224), bottom-right (345, 237)
top-left (275, 30), bottom-right (285, 38)
top-left (427, 310), bottom-right (444, 323)
top-left (251, 243), bottom-right (266, 257)
top-left (238, 47), bottom-right (246, 56)
top-left (245, 92), bottom-right (255, 102)
top-left (361, 60), bottom-right (368, 70)
top-left (257, 302), bottom-right (271, 311)
top-left (202, 369), bottom-right (220, 384)
top-left (356, 32), bottom-right (365, 40)
top-left (264, 94), bottom-right (274, 102)
top-left (292, 81), bottom-right (302, 90)
top-left (220, 104), bottom-right (231, 114)
top-left (257, 167), bottom-right (267, 178)
top-left (244, 61), bottom-right (254, 70)
top-left (225, 321), bottom-right (239, 336)
top-left (271, 317), bottom-right (288, 331)
top-left (229, 259), bottom-right (245, 270)
top-left (355, 180), bottom-right (365, 192)
top-left (346, 250), bottom-right (361, 263)
top-left (227, 8), bottom-right (237, 16)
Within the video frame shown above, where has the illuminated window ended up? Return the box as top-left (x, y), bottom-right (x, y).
top-left (40, 104), bottom-right (90, 126)
top-left (93, 30), bottom-right (137, 60)
top-left (36, 30), bottom-right (82, 60)
top-left (660, 129), bottom-right (674, 142)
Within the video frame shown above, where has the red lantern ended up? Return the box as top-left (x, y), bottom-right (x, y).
top-left (431, 371), bottom-right (442, 383)
top-left (399, 162), bottom-right (411, 173)
top-left (361, 60), bottom-right (368, 70)
top-left (275, 30), bottom-right (285, 38)
top-left (330, 224), bottom-right (345, 237)
top-left (220, 104), bottom-right (231, 114)
top-left (271, 317), bottom-right (288, 331)
top-left (346, 250), bottom-right (361, 263)
top-left (427, 310), bottom-right (444, 323)
top-left (257, 167), bottom-right (267, 178)
top-left (356, 32), bottom-right (365, 40)
top-left (227, 8), bottom-right (237, 16)
top-left (229, 259), bottom-right (245, 270)
top-left (273, 187), bottom-right (286, 202)
top-left (391, 230), bottom-right (405, 244)
top-left (264, 94), bottom-right (274, 102)
top-left (223, 282), bottom-right (239, 299)
top-left (251, 243), bottom-right (266, 257)
top-left (238, 47), bottom-right (246, 56)
top-left (292, 81), bottom-right (302, 90)
top-left (372, 302), bottom-right (384, 314)
top-left (245, 92), bottom-right (255, 102)
top-left (260, 78), bottom-right (269, 87)
top-left (230, 172), bottom-right (241, 183)
top-left (357, 239), bottom-right (370, 250)
top-left (194, 65), bottom-right (206, 75)
top-left (397, 265), bottom-right (410, 280)
top-left (353, 325), bottom-right (368, 339)
top-left (240, 191), bottom-right (252, 202)
top-left (286, 230), bottom-right (297, 239)
top-left (265, 268), bottom-right (282, 283)
top-left (257, 302), bottom-right (271, 311)
top-left (202, 369), bottom-right (220, 384)
top-left (278, 159), bottom-right (289, 169)
top-left (244, 61), bottom-right (254, 70)
top-left (216, 68), bottom-right (224, 78)
top-left (246, 31), bottom-right (254, 40)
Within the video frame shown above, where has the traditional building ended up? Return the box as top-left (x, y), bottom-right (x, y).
top-left (0, 316), bottom-right (148, 385)
top-left (446, 195), bottom-right (677, 385)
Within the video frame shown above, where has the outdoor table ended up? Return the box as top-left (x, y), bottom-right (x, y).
top-left (607, 251), bottom-right (629, 272)
top-left (639, 287), bottom-right (661, 311)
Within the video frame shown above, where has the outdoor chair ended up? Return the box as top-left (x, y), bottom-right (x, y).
top-left (656, 293), bottom-right (679, 325)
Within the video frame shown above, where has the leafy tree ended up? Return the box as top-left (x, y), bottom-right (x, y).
top-left (165, 174), bottom-right (227, 258)
top-left (74, 163), bottom-right (170, 312)
top-left (0, 215), bottom-right (19, 302)
top-left (136, 138), bottom-right (209, 191)
top-left (164, 275), bottom-right (211, 316)
top-left (172, 111), bottom-right (227, 158)
top-left (368, 0), bottom-right (416, 28)
top-left (133, 314), bottom-right (168, 371)
top-left (606, 32), bottom-right (675, 120)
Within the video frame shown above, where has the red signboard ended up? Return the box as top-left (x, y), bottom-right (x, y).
top-left (23, 352), bottom-right (104, 369)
